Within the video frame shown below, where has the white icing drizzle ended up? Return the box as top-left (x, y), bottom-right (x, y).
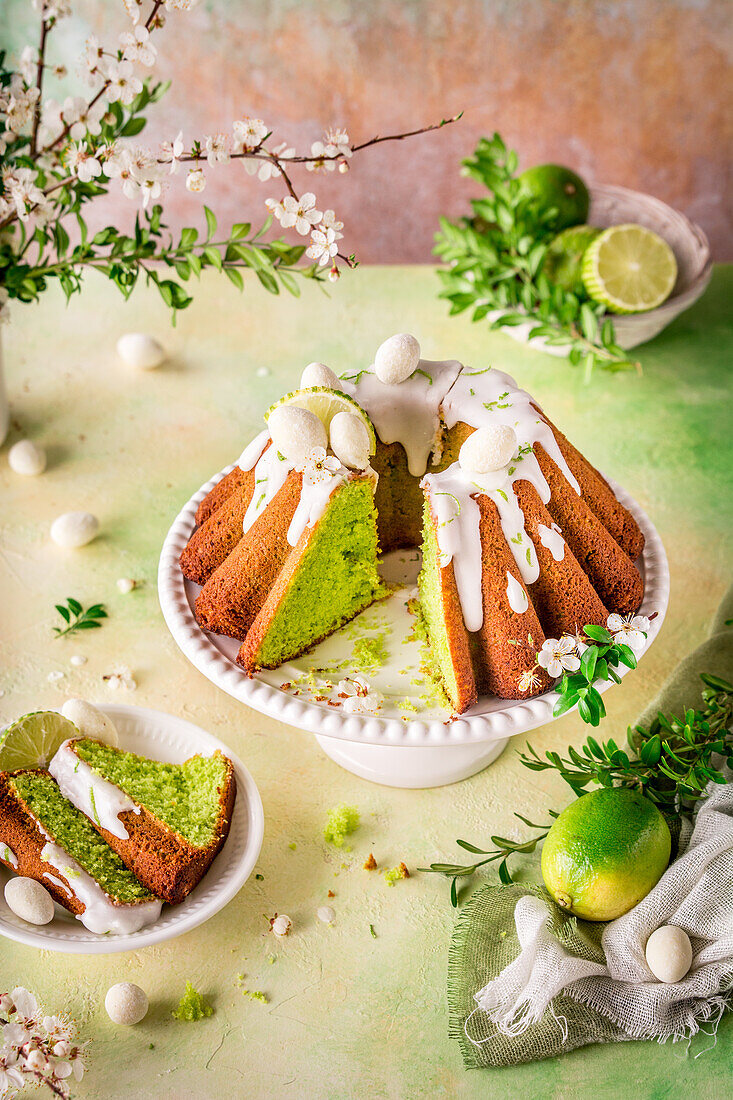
top-left (40, 841), bottom-right (162, 935)
top-left (242, 443), bottom-right (294, 533)
top-left (236, 428), bottom-right (270, 471)
top-left (423, 465), bottom-right (483, 632)
top-left (537, 521), bottom-right (566, 562)
top-left (347, 359), bottom-right (462, 476)
top-left (506, 570), bottom-right (529, 614)
top-left (0, 843), bottom-right (18, 869)
top-left (286, 465), bottom-right (353, 546)
top-left (49, 740), bottom-right (140, 841)
top-left (43, 872), bottom-right (73, 898)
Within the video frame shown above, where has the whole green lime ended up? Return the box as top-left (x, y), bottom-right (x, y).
top-left (541, 788), bottom-right (671, 921)
top-left (543, 225), bottom-right (601, 295)
top-left (519, 164), bottom-right (590, 230)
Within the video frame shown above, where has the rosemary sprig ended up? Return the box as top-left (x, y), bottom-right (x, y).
top-left (433, 132), bottom-right (639, 378)
top-left (422, 673), bottom-right (733, 905)
top-left (53, 598), bottom-right (108, 639)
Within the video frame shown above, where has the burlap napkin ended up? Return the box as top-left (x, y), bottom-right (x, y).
top-left (447, 586), bottom-right (733, 1068)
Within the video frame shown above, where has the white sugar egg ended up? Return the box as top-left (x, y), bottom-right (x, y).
top-left (459, 425), bottom-right (517, 475)
top-left (374, 333), bottom-right (420, 385)
top-left (329, 411), bottom-right (371, 470)
top-left (8, 439), bottom-right (47, 476)
top-left (61, 698), bottom-right (119, 747)
top-left (301, 362), bottom-right (340, 390)
top-left (317, 906), bottom-right (335, 924)
top-left (50, 511), bottom-right (99, 548)
top-left (4, 878), bottom-right (55, 925)
top-left (116, 333), bottom-right (166, 371)
top-left (105, 982), bottom-right (149, 1026)
top-left (645, 925), bottom-right (693, 984)
top-left (268, 405), bottom-right (327, 467)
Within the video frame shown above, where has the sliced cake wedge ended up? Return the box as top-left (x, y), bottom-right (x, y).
top-left (49, 739), bottom-right (236, 905)
top-left (0, 769), bottom-right (162, 934)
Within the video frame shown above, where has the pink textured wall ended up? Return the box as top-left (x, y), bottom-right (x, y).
top-left (6, 0), bottom-right (732, 258)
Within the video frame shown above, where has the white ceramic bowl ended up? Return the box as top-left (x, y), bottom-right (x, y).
top-left (158, 467), bottom-right (669, 787)
top-left (493, 183), bottom-right (711, 355)
top-left (0, 705), bottom-right (264, 953)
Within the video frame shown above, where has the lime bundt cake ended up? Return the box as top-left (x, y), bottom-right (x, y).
top-left (179, 335), bottom-right (645, 713)
top-left (0, 769), bottom-right (161, 933)
top-left (49, 739), bottom-right (236, 904)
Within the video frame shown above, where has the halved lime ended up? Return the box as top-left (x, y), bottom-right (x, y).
top-left (0, 711), bottom-right (79, 772)
top-left (265, 387), bottom-right (376, 454)
top-left (581, 224), bottom-right (677, 314)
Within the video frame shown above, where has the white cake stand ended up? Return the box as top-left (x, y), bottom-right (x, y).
top-left (158, 466), bottom-right (669, 789)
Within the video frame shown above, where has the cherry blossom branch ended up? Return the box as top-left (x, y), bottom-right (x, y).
top-left (29, 16), bottom-right (49, 156)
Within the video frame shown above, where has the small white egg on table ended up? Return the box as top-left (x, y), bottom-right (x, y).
top-left (61, 698), bottom-right (119, 746)
top-left (4, 878), bottom-right (55, 925)
top-left (116, 578), bottom-right (136, 594)
top-left (116, 333), bottom-right (166, 371)
top-left (268, 406), bottom-right (327, 467)
top-left (50, 511), bottom-right (99, 548)
top-left (374, 333), bottom-right (420, 385)
top-left (459, 424), bottom-right (518, 475)
top-left (645, 925), bottom-right (693, 984)
top-left (301, 362), bottom-right (340, 390)
top-left (105, 982), bottom-right (149, 1026)
top-left (8, 440), bottom-right (47, 476)
top-left (329, 411), bottom-right (370, 470)
top-left (317, 906), bottom-right (335, 924)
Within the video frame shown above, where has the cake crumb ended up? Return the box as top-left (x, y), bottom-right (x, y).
top-left (327, 890), bottom-right (335, 898)
top-left (172, 981), bottom-right (213, 1021)
top-left (384, 862), bottom-right (410, 886)
top-left (363, 853), bottom-right (378, 870)
top-left (323, 804), bottom-right (360, 848)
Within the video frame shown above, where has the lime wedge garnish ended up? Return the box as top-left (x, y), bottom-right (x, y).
top-left (265, 387), bottom-right (376, 454)
top-left (0, 711), bottom-right (79, 772)
top-left (581, 224), bottom-right (677, 314)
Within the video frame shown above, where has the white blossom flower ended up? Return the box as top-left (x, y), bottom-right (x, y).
top-left (606, 613), bottom-right (650, 653)
top-left (320, 208), bottom-right (344, 238)
top-left (324, 126), bottom-right (352, 158)
top-left (32, 0), bottom-right (72, 22)
top-left (1, 74), bottom-right (40, 134)
top-left (106, 146), bottom-right (161, 205)
top-left (185, 167), bottom-right (206, 193)
top-left (338, 675), bottom-right (383, 715)
top-left (301, 445), bottom-right (341, 483)
top-left (278, 192), bottom-right (322, 236)
top-left (103, 664), bottom-right (137, 690)
top-left (537, 634), bottom-right (581, 678)
top-left (81, 35), bottom-right (105, 80)
top-left (62, 95), bottom-right (106, 140)
top-left (165, 0), bottom-right (200, 10)
top-left (204, 132), bottom-right (231, 166)
top-left (68, 140), bottom-right (102, 182)
top-left (2, 166), bottom-right (49, 223)
top-left (305, 140), bottom-right (336, 173)
top-left (265, 196), bottom-right (286, 221)
top-left (103, 59), bottom-right (143, 105)
top-left (232, 116), bottom-right (267, 151)
top-left (327, 265), bottom-right (340, 283)
top-left (19, 45), bottom-right (37, 85)
top-left (517, 667), bottom-right (542, 693)
top-left (120, 24), bottom-right (157, 67)
top-left (244, 141), bottom-right (293, 181)
top-left (122, 0), bottom-right (143, 23)
top-left (160, 129), bottom-right (184, 173)
top-left (306, 225), bottom-right (338, 266)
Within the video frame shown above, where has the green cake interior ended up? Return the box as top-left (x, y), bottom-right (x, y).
top-left (417, 500), bottom-right (460, 707)
top-left (72, 742), bottom-right (228, 849)
top-left (254, 478), bottom-right (383, 668)
top-left (10, 772), bottom-right (153, 903)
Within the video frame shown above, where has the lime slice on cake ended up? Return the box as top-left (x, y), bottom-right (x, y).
top-left (265, 387), bottom-right (377, 454)
top-left (0, 711), bottom-right (79, 771)
top-left (581, 224), bottom-right (677, 314)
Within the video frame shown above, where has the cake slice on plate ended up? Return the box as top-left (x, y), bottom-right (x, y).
top-left (0, 769), bottom-right (162, 934)
top-left (49, 739), bottom-right (236, 905)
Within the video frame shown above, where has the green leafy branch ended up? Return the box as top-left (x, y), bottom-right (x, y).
top-left (552, 623), bottom-right (639, 728)
top-left (53, 598), bottom-right (108, 639)
top-left (422, 673), bottom-right (732, 905)
top-left (433, 132), bottom-right (639, 378)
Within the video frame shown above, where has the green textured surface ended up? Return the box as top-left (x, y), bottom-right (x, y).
top-left (0, 266), bottom-right (731, 1098)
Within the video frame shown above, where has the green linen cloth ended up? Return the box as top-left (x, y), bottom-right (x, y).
top-left (447, 587), bottom-right (733, 1068)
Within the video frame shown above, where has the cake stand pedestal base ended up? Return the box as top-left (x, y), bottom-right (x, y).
top-left (313, 735), bottom-right (510, 789)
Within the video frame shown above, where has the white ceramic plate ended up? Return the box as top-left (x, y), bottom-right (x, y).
top-left (0, 705), bottom-right (264, 954)
top-left (158, 468), bottom-right (669, 749)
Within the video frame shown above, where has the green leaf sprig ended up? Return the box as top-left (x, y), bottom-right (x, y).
top-left (422, 672), bottom-right (732, 905)
top-left (552, 623), bottom-right (639, 727)
top-left (433, 132), bottom-right (639, 378)
top-left (53, 598), bottom-right (108, 639)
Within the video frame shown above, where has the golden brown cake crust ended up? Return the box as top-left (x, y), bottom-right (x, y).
top-left (195, 466), bottom-right (248, 526)
top-left (180, 470), bottom-right (257, 585)
top-left (64, 744), bottom-right (237, 906)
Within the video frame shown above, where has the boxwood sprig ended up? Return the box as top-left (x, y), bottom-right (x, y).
top-left (53, 598), bottom-right (108, 639)
top-left (553, 624), bottom-right (638, 727)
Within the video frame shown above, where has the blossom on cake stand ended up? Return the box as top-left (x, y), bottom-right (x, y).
top-left (536, 635), bottom-right (582, 678)
top-left (338, 675), bottom-right (384, 715)
top-left (606, 613), bottom-right (650, 653)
